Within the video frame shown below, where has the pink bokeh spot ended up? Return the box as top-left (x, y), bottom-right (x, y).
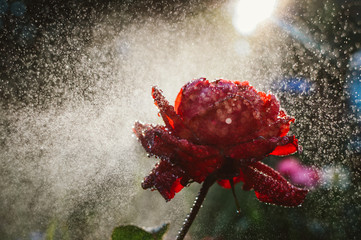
top-left (277, 157), bottom-right (320, 188)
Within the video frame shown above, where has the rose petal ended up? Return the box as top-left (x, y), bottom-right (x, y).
top-left (242, 161), bottom-right (308, 207)
top-left (152, 86), bottom-right (195, 140)
top-left (269, 137), bottom-right (298, 156)
top-left (217, 171), bottom-right (245, 189)
top-left (176, 78), bottom-right (291, 145)
top-left (178, 152), bottom-right (224, 182)
top-left (184, 94), bottom-right (263, 145)
top-left (140, 125), bottom-right (219, 159)
top-left (259, 92), bottom-right (280, 122)
top-left (177, 78), bottom-right (256, 122)
top-left (174, 87), bottom-right (183, 113)
top-left (225, 138), bottom-right (276, 160)
top-left (225, 136), bottom-right (297, 160)
top-left (255, 116), bottom-right (294, 139)
top-left (142, 160), bottom-right (186, 201)
top-left (134, 123), bottom-right (224, 182)
top-left (133, 122), bottom-right (175, 159)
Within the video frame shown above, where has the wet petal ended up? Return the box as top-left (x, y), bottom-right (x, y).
top-left (175, 78), bottom-right (212, 118)
top-left (217, 171), bottom-right (245, 189)
top-left (255, 116), bottom-right (294, 139)
top-left (152, 86), bottom-right (181, 129)
top-left (258, 92), bottom-right (280, 122)
top-left (152, 86), bottom-right (195, 140)
top-left (177, 78), bottom-right (256, 121)
top-left (225, 136), bottom-right (297, 160)
top-left (142, 160), bottom-right (187, 201)
top-left (184, 94), bottom-right (263, 145)
top-left (225, 138), bottom-right (277, 160)
top-left (174, 87), bottom-right (183, 114)
top-left (134, 123), bottom-right (224, 182)
top-left (269, 136), bottom-right (298, 156)
top-left (277, 111), bottom-right (295, 137)
top-left (242, 161), bottom-right (308, 207)
top-left (175, 78), bottom-right (293, 146)
top-left (141, 125), bottom-right (219, 159)
top-left (133, 122), bottom-right (175, 159)
top-left (178, 152), bottom-right (224, 182)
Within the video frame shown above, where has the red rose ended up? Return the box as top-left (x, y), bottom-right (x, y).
top-left (134, 78), bottom-right (307, 207)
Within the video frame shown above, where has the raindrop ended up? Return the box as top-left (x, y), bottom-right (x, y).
top-left (225, 117), bottom-right (232, 124)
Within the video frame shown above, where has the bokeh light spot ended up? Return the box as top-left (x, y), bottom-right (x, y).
top-left (232, 0), bottom-right (277, 35)
top-left (0, 0), bottom-right (8, 15)
top-left (10, 1), bottom-right (26, 17)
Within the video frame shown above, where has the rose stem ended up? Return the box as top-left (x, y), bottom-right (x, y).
top-left (229, 178), bottom-right (241, 214)
top-left (176, 176), bottom-right (216, 240)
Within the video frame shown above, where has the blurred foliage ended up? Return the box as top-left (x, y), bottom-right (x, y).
top-left (45, 220), bottom-right (70, 240)
top-left (111, 224), bottom-right (169, 240)
top-left (192, 182), bottom-right (361, 240)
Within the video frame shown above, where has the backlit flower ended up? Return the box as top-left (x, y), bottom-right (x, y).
top-left (134, 78), bottom-right (308, 206)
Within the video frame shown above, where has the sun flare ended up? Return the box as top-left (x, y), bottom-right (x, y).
top-left (232, 0), bottom-right (278, 35)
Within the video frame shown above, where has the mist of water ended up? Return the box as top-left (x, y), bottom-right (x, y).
top-left (0, 4), bottom-right (268, 239)
top-left (0, 1), bottom-right (359, 239)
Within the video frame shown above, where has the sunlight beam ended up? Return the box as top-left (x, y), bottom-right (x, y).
top-left (232, 0), bottom-right (277, 35)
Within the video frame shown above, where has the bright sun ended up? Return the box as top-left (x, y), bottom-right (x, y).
top-left (232, 0), bottom-right (278, 35)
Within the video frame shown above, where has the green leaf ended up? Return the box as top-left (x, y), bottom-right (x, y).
top-left (111, 224), bottom-right (169, 240)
